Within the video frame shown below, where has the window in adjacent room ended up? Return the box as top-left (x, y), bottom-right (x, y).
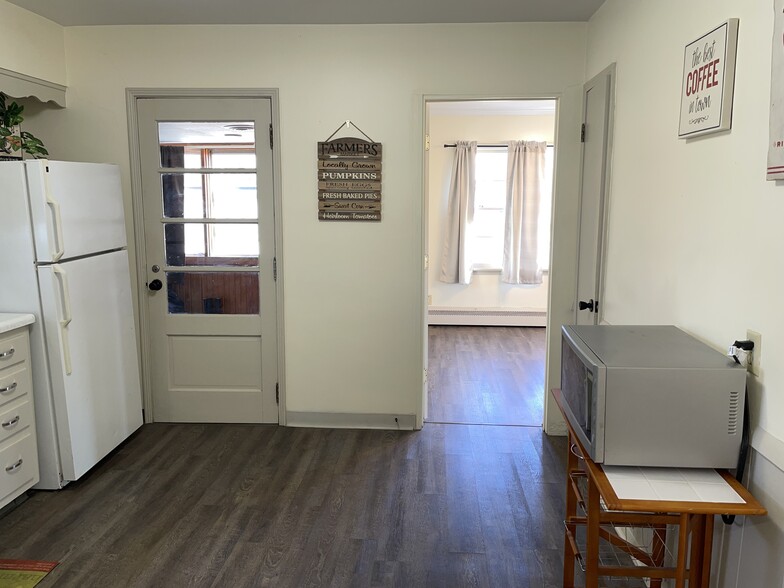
top-left (471, 145), bottom-right (554, 271)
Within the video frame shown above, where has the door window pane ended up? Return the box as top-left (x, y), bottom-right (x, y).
top-left (161, 173), bottom-right (258, 219)
top-left (158, 122), bottom-right (255, 169)
top-left (165, 223), bottom-right (259, 266)
top-left (166, 272), bottom-right (259, 315)
top-left (212, 151), bottom-right (256, 169)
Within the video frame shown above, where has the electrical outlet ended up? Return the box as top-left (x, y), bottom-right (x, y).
top-left (427, 295), bottom-right (432, 306)
top-left (747, 329), bottom-right (762, 376)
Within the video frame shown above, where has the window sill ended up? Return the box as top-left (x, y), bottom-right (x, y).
top-left (471, 267), bottom-right (550, 275)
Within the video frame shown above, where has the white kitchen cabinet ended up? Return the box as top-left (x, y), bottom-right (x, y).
top-left (0, 314), bottom-right (38, 509)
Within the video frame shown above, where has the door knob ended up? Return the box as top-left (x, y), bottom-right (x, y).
top-left (148, 279), bottom-right (163, 291)
top-left (578, 299), bottom-right (596, 312)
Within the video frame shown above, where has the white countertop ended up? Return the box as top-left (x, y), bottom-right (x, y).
top-left (0, 313), bottom-right (36, 334)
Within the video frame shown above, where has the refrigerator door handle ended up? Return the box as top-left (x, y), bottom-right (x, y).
top-left (45, 176), bottom-right (66, 262)
top-left (52, 264), bottom-right (73, 375)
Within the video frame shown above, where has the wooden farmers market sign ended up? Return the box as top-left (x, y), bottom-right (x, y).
top-left (317, 133), bottom-right (382, 222)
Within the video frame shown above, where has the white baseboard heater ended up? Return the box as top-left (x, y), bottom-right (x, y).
top-left (428, 307), bottom-right (546, 327)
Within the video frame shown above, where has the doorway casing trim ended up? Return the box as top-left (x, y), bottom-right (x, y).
top-left (420, 93), bottom-right (560, 430)
top-left (125, 87), bottom-right (287, 425)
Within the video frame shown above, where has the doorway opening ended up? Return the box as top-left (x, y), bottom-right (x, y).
top-left (424, 99), bottom-right (557, 427)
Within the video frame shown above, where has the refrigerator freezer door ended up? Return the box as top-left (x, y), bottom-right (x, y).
top-left (37, 249), bottom-right (142, 482)
top-left (25, 160), bottom-right (128, 262)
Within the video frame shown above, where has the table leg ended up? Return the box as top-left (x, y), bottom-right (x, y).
top-left (675, 512), bottom-right (690, 588)
top-left (585, 473), bottom-right (601, 587)
top-left (700, 515), bottom-right (715, 588)
top-left (689, 515), bottom-right (707, 586)
top-left (563, 437), bottom-right (578, 587)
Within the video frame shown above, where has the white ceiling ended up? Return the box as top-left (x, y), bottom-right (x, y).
top-left (6, 0), bottom-right (606, 26)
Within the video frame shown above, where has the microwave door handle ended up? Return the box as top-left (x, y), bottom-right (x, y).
top-left (585, 374), bottom-right (593, 436)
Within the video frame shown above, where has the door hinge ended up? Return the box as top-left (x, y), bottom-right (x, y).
top-left (269, 123), bottom-right (274, 149)
top-left (581, 123), bottom-right (586, 143)
top-left (273, 257), bottom-right (277, 281)
top-left (276, 382), bottom-right (280, 404)
top-left (425, 134), bottom-right (430, 151)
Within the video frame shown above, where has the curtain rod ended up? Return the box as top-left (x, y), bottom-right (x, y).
top-left (443, 142), bottom-right (554, 148)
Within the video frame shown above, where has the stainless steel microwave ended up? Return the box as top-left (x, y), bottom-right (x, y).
top-left (560, 325), bottom-right (746, 468)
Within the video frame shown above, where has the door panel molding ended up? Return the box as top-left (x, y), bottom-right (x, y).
top-left (126, 88), bottom-right (286, 424)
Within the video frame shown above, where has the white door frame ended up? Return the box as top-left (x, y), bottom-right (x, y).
top-left (125, 88), bottom-right (287, 424)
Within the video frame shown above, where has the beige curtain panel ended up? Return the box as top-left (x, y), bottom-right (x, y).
top-left (440, 140), bottom-right (477, 284)
top-left (502, 140), bottom-right (546, 285)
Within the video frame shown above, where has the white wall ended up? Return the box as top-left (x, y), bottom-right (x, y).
top-left (427, 111), bottom-right (554, 314)
top-left (15, 22), bottom-right (587, 424)
top-left (0, 0), bottom-right (65, 85)
top-left (586, 1), bottom-right (784, 586)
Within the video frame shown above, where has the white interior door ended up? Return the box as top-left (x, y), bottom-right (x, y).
top-left (137, 97), bottom-right (278, 423)
top-left (575, 65), bottom-right (615, 325)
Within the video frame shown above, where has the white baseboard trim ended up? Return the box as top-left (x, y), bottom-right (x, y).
top-left (428, 307), bottom-right (547, 327)
top-left (286, 411), bottom-right (417, 431)
top-left (752, 427), bottom-right (784, 474)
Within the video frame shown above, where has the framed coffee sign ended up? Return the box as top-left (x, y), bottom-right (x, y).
top-left (678, 19), bottom-right (739, 139)
top-left (768, 0), bottom-right (784, 180)
top-left (317, 122), bottom-right (382, 221)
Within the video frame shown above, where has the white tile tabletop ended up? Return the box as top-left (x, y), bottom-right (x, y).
top-left (603, 466), bottom-right (745, 504)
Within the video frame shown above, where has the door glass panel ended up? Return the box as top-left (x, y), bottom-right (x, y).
top-left (165, 223), bottom-right (259, 266)
top-left (158, 122), bottom-right (255, 168)
top-left (157, 120), bottom-right (261, 316)
top-left (166, 272), bottom-right (260, 315)
top-left (161, 173), bottom-right (258, 219)
top-left (212, 151), bottom-right (256, 169)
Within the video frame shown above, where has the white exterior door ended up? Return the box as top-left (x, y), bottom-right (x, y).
top-left (575, 65), bottom-right (615, 325)
top-left (137, 97), bottom-right (278, 423)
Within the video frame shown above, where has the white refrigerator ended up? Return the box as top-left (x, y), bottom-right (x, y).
top-left (0, 159), bottom-right (143, 489)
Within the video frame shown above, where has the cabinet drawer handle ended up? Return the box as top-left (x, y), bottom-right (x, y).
top-left (0, 348), bottom-right (14, 360)
top-left (5, 458), bottom-right (23, 473)
top-left (0, 382), bottom-right (18, 395)
top-left (1, 416), bottom-right (20, 429)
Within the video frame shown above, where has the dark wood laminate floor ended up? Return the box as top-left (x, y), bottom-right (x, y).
top-left (428, 326), bottom-right (546, 426)
top-left (0, 423), bottom-right (568, 587)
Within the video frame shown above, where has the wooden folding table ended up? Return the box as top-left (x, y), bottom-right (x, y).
top-left (553, 389), bottom-right (766, 588)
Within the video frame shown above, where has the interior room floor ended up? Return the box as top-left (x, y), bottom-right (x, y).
top-left (427, 326), bottom-right (546, 426)
top-left (0, 422), bottom-right (567, 587)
